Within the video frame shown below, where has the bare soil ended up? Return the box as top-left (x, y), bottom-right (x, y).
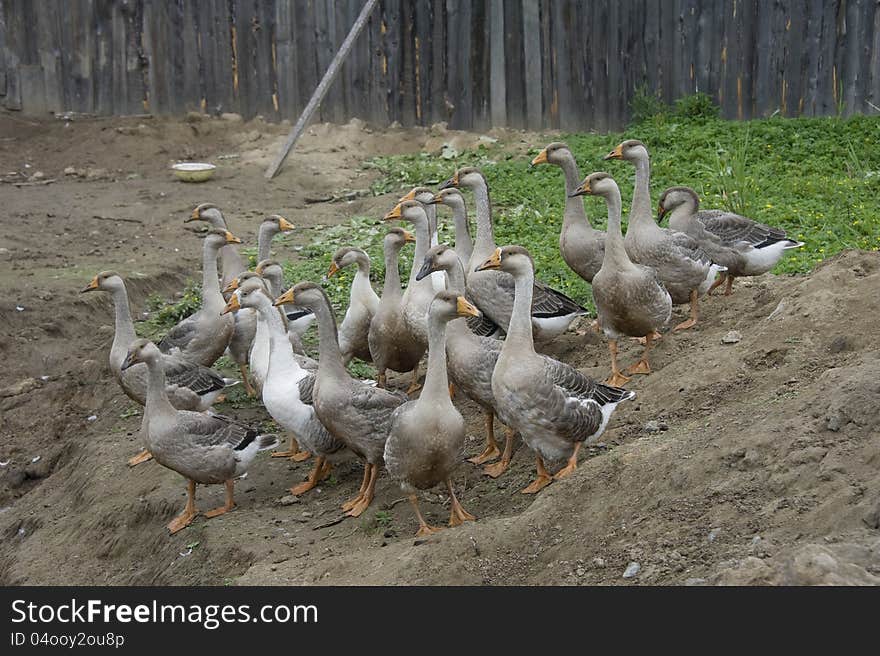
top-left (0, 112), bottom-right (877, 586)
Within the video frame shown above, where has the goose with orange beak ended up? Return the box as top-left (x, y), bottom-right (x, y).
top-left (474, 243), bottom-right (635, 494)
top-left (157, 229), bottom-right (239, 367)
top-left (367, 227), bottom-right (423, 391)
top-left (276, 282), bottom-right (408, 518)
top-left (327, 247), bottom-right (379, 365)
top-left (187, 203), bottom-right (245, 290)
top-left (82, 270), bottom-right (237, 467)
top-left (385, 291), bottom-right (480, 536)
top-left (570, 172), bottom-right (672, 385)
top-left (531, 142), bottom-right (605, 284)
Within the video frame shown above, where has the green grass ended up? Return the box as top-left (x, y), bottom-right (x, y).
top-left (138, 101), bottom-right (880, 329)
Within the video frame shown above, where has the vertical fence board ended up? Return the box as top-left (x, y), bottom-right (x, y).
top-left (3, 0), bottom-right (879, 128)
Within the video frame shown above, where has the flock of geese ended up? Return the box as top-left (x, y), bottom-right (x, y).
top-left (82, 139), bottom-right (802, 537)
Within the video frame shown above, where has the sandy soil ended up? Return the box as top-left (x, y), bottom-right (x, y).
top-left (0, 112), bottom-right (877, 586)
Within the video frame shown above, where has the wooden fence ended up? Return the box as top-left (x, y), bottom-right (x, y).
top-left (2, 0), bottom-right (879, 130)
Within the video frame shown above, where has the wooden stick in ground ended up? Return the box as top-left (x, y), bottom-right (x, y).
top-left (264, 0), bottom-right (379, 180)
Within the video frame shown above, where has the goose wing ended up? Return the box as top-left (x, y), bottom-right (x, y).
top-left (176, 412), bottom-right (259, 450)
top-left (531, 280), bottom-right (588, 318)
top-left (539, 356), bottom-right (634, 442)
top-left (158, 315), bottom-right (199, 354)
top-left (298, 373), bottom-right (317, 405)
top-left (163, 355), bottom-right (225, 395)
top-left (697, 210), bottom-right (789, 248)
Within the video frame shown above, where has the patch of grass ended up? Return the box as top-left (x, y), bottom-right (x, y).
top-left (143, 101), bottom-right (880, 331)
top-left (136, 281), bottom-right (202, 340)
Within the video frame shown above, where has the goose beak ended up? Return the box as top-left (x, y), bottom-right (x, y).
top-left (185, 207), bottom-right (201, 222)
top-left (383, 203), bottom-right (403, 221)
top-left (274, 289), bottom-right (295, 307)
top-left (603, 144), bottom-right (624, 160)
top-left (221, 294), bottom-right (240, 315)
top-left (120, 351), bottom-right (139, 371)
top-left (80, 276), bottom-right (100, 293)
top-left (255, 261), bottom-right (268, 276)
top-left (327, 261), bottom-right (340, 278)
top-left (475, 247), bottom-right (502, 272)
top-left (415, 257), bottom-right (435, 281)
top-left (531, 148), bottom-right (549, 167)
top-left (438, 171), bottom-right (459, 190)
top-left (400, 189), bottom-right (418, 202)
top-left (402, 229), bottom-right (416, 244)
top-left (429, 193), bottom-right (444, 205)
top-left (222, 278), bottom-right (240, 293)
top-left (569, 180), bottom-right (590, 198)
top-left (456, 296), bottom-right (481, 318)
top-left (224, 231), bottom-right (242, 244)
top-left (657, 203), bottom-right (667, 220)
top-left (278, 216), bottom-right (295, 232)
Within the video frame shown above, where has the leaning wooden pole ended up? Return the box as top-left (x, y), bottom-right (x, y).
top-left (265, 0), bottom-right (379, 179)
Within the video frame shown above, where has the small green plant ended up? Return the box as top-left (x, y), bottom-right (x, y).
top-left (702, 127), bottom-right (756, 216)
top-left (630, 83), bottom-right (667, 124)
top-left (673, 92), bottom-right (720, 121)
top-left (374, 510), bottom-right (392, 528)
top-left (137, 281), bottom-right (202, 340)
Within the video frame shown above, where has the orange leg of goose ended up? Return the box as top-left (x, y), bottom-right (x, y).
top-left (483, 427), bottom-right (515, 478)
top-left (272, 434), bottom-right (311, 461)
top-left (446, 479), bottom-right (476, 527)
top-left (673, 289), bottom-right (699, 332)
top-left (128, 449), bottom-right (153, 467)
top-left (289, 456), bottom-right (329, 496)
top-left (469, 411), bottom-right (501, 465)
top-left (341, 463), bottom-right (372, 512)
top-left (605, 340), bottom-right (631, 387)
top-left (626, 332), bottom-right (656, 376)
top-left (239, 363), bottom-right (256, 398)
top-left (406, 368), bottom-right (422, 396)
top-left (724, 275), bottom-right (735, 296)
top-left (204, 479), bottom-right (235, 518)
top-left (521, 455), bottom-right (553, 494)
top-left (409, 493), bottom-right (442, 537)
top-left (553, 442), bottom-right (582, 480)
top-left (167, 479), bottom-right (198, 534)
top-left (707, 272), bottom-right (727, 295)
top-left (448, 383), bottom-right (455, 399)
top-left (345, 463), bottom-right (379, 517)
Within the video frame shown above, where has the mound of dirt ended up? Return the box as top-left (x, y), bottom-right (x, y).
top-left (0, 113), bottom-right (877, 586)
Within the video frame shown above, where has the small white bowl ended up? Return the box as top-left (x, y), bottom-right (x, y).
top-left (171, 162), bottom-right (216, 182)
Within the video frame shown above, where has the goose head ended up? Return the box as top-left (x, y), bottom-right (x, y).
top-left (204, 228), bottom-right (241, 252)
top-left (439, 166), bottom-right (485, 191)
top-left (223, 276), bottom-right (270, 314)
top-left (186, 202), bottom-right (226, 228)
top-left (256, 258), bottom-right (285, 285)
top-left (570, 171), bottom-right (619, 199)
top-left (604, 139), bottom-right (648, 163)
top-left (222, 270), bottom-right (261, 294)
top-left (382, 227), bottom-right (416, 255)
top-left (474, 245), bottom-right (533, 277)
top-left (81, 270), bottom-right (124, 294)
top-left (120, 338), bottom-right (161, 370)
top-left (427, 188), bottom-right (467, 212)
top-left (531, 142), bottom-right (572, 167)
top-left (383, 199), bottom-right (428, 227)
top-left (657, 186), bottom-right (700, 222)
top-left (428, 290), bottom-right (481, 324)
top-left (327, 247), bottom-right (370, 278)
top-left (399, 186), bottom-right (435, 205)
top-left (272, 281), bottom-right (328, 313)
top-left (260, 214), bottom-right (295, 239)
top-left (416, 244), bottom-right (458, 281)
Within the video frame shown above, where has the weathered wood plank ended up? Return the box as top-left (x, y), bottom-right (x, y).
top-left (488, 0), bottom-right (506, 127)
top-left (522, 0), bottom-right (541, 129)
top-left (503, 0), bottom-right (524, 129)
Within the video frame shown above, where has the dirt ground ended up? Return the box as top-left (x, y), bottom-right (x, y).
top-left (0, 112), bottom-right (878, 586)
